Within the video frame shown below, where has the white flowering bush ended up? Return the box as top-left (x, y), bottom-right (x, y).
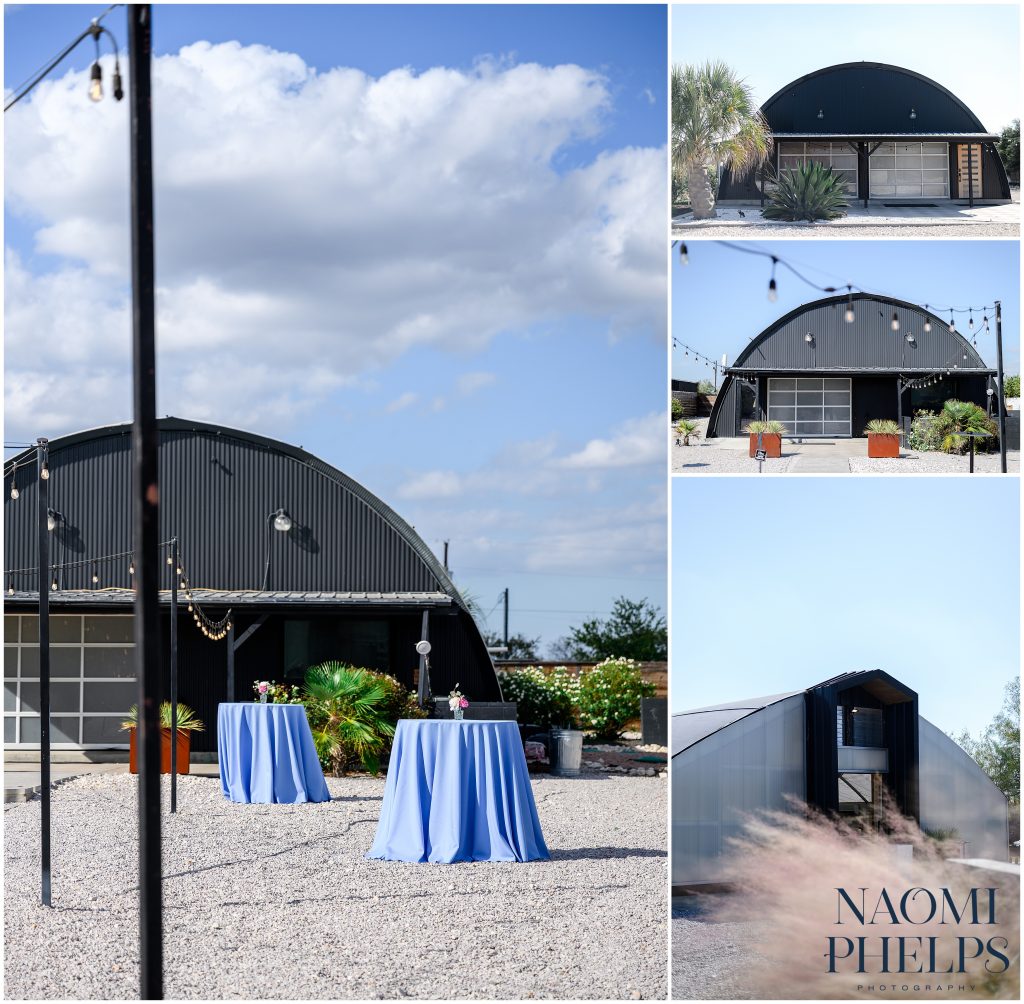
top-left (577, 657), bottom-right (654, 740)
top-left (497, 665), bottom-right (580, 728)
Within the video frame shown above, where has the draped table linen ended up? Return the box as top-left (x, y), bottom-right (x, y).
top-left (368, 719), bottom-right (549, 863)
top-left (217, 703), bottom-right (330, 804)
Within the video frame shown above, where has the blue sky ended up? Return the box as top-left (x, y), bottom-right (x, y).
top-left (671, 477), bottom-right (1020, 738)
top-left (672, 4), bottom-right (1020, 134)
top-left (673, 241), bottom-right (1020, 384)
top-left (4, 4), bottom-right (668, 654)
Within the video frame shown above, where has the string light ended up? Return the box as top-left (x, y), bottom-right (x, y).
top-left (891, 312), bottom-right (900, 332)
top-left (844, 286), bottom-right (855, 323)
top-left (948, 312), bottom-right (956, 332)
top-left (767, 257), bottom-right (778, 302)
top-left (7, 575), bottom-right (13, 596)
top-left (128, 555), bottom-right (136, 576)
top-left (91, 561), bottom-right (99, 585)
top-left (679, 243), bottom-right (688, 265)
top-left (923, 316), bottom-right (932, 333)
top-left (9, 478), bottom-right (18, 500)
top-left (40, 462), bottom-right (49, 480)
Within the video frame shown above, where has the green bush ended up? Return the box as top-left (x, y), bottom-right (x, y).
top-left (577, 658), bottom-right (655, 741)
top-left (675, 419), bottom-right (700, 446)
top-left (697, 379), bottom-right (716, 395)
top-left (671, 397), bottom-right (683, 420)
top-left (763, 162), bottom-right (849, 222)
top-left (1005, 375), bottom-right (1020, 398)
top-left (497, 666), bottom-right (580, 729)
top-left (934, 399), bottom-right (998, 454)
top-left (908, 411), bottom-right (941, 452)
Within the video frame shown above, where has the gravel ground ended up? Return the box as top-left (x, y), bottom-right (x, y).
top-left (673, 222), bottom-right (1019, 239)
top-left (672, 443), bottom-right (794, 474)
top-left (4, 772), bottom-right (667, 1000)
top-left (849, 450), bottom-right (1020, 473)
top-left (671, 899), bottom-right (773, 999)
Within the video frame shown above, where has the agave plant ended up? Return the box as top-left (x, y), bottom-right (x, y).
top-left (121, 702), bottom-right (204, 732)
top-left (745, 420), bottom-right (787, 435)
top-left (763, 162), bottom-right (849, 222)
top-left (302, 661), bottom-right (395, 776)
top-left (935, 399), bottom-right (997, 454)
top-left (864, 419), bottom-right (901, 435)
top-left (675, 419), bottom-right (700, 446)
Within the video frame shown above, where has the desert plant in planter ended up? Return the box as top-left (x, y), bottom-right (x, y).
top-left (675, 419), bottom-right (700, 446)
top-left (745, 420), bottom-right (786, 458)
top-left (763, 161), bottom-right (849, 222)
top-left (121, 702), bottom-right (204, 775)
top-left (864, 418), bottom-right (902, 458)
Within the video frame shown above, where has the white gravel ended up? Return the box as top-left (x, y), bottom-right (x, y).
top-left (672, 443), bottom-right (794, 474)
top-left (849, 450), bottom-right (1020, 473)
top-left (4, 772), bottom-right (667, 1000)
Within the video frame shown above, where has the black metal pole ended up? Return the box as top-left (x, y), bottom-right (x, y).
top-left (417, 609), bottom-right (430, 707)
top-left (967, 144), bottom-right (974, 209)
top-left (226, 623), bottom-right (235, 702)
top-left (36, 437), bottom-right (51, 908)
top-left (170, 538), bottom-right (178, 813)
top-left (128, 5), bottom-right (162, 999)
top-left (995, 301), bottom-right (1007, 474)
top-left (969, 436), bottom-right (975, 474)
top-left (503, 587), bottom-right (509, 652)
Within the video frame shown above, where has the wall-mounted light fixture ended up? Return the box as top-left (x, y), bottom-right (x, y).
top-left (905, 333), bottom-right (916, 344)
top-left (272, 508), bottom-right (293, 532)
top-left (46, 508), bottom-right (64, 532)
top-left (909, 108), bottom-right (917, 119)
top-left (804, 332), bottom-right (814, 344)
top-left (817, 108), bottom-right (824, 119)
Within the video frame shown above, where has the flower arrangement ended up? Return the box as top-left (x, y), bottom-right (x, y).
top-left (254, 680), bottom-right (270, 704)
top-left (448, 684), bottom-right (469, 720)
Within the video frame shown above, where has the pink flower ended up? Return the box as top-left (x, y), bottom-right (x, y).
top-left (459, 697), bottom-right (469, 709)
top-left (257, 682), bottom-right (268, 694)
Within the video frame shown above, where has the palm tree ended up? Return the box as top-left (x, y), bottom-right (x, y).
top-left (672, 62), bottom-right (771, 220)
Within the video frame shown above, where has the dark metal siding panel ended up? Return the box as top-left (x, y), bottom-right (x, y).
top-left (706, 377), bottom-right (738, 438)
top-left (852, 377), bottom-right (899, 435)
top-left (764, 64), bottom-right (985, 134)
top-left (734, 295), bottom-right (990, 373)
top-left (982, 143), bottom-right (1011, 200)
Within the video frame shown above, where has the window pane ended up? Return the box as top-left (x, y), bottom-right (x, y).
top-left (52, 717), bottom-right (80, 744)
top-left (83, 681), bottom-right (136, 714)
top-left (4, 681), bottom-right (15, 711)
top-left (85, 617), bottom-right (134, 644)
top-left (824, 379), bottom-right (850, 391)
top-left (770, 392), bottom-right (796, 406)
top-left (20, 647), bottom-right (38, 677)
top-left (793, 422), bottom-right (824, 435)
top-left (52, 681), bottom-right (81, 713)
top-left (82, 717), bottom-right (128, 744)
top-left (84, 647), bottom-right (135, 679)
top-left (52, 648), bottom-right (81, 679)
top-left (21, 617), bottom-right (38, 643)
top-left (824, 421), bottom-right (851, 434)
top-left (824, 407), bottom-right (849, 421)
top-left (922, 184), bottom-right (948, 196)
top-left (796, 378), bottom-right (824, 391)
top-left (922, 143), bottom-right (947, 155)
top-left (4, 616), bottom-right (19, 642)
top-left (4, 647), bottom-right (17, 678)
top-left (797, 406), bottom-right (823, 419)
top-left (50, 616), bottom-right (81, 643)
top-left (20, 716), bottom-right (40, 743)
top-left (797, 392), bottom-right (822, 405)
top-left (778, 142), bottom-right (804, 156)
top-left (4, 717), bottom-right (14, 742)
top-left (767, 407), bottom-right (795, 422)
top-left (824, 392), bottom-right (849, 406)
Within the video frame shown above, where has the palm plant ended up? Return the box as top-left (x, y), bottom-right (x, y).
top-left (121, 702), bottom-right (204, 732)
top-left (745, 420), bottom-right (787, 435)
top-left (303, 661), bottom-right (395, 775)
top-left (672, 61), bottom-right (771, 220)
top-left (935, 399), bottom-right (996, 454)
top-left (675, 419), bottom-right (700, 446)
top-left (864, 419), bottom-right (901, 435)
top-left (763, 162), bottom-right (849, 222)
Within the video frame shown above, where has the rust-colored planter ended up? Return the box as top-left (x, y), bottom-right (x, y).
top-left (749, 433), bottom-right (782, 458)
top-left (128, 727), bottom-right (191, 775)
top-left (867, 433), bottom-right (900, 458)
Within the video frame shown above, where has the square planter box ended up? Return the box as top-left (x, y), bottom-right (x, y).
top-left (128, 727), bottom-right (192, 775)
top-left (867, 434), bottom-right (900, 458)
top-left (749, 433), bottom-right (782, 458)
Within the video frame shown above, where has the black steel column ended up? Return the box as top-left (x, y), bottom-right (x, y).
top-left (503, 588), bottom-right (509, 652)
top-left (227, 623), bottom-right (235, 702)
top-left (170, 538), bottom-right (178, 813)
top-left (36, 437), bottom-right (51, 907)
top-left (967, 144), bottom-right (974, 209)
top-left (128, 5), bottom-right (162, 999)
top-left (417, 609), bottom-right (430, 706)
top-left (995, 301), bottom-right (1007, 474)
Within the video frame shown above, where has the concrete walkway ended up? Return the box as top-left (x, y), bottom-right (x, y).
top-left (4, 760), bottom-right (220, 802)
top-left (787, 440), bottom-right (865, 473)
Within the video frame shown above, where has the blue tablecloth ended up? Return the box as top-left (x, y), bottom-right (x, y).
top-left (368, 719), bottom-right (549, 863)
top-left (217, 703), bottom-right (330, 804)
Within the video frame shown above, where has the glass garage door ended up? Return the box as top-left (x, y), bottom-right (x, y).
top-left (767, 377), bottom-right (851, 437)
top-left (4, 614), bottom-right (135, 748)
top-left (869, 142), bottom-right (949, 197)
top-left (777, 141), bottom-right (857, 193)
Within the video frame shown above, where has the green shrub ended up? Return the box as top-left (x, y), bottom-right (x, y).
top-left (121, 702), bottom-right (204, 732)
top-left (864, 419), bottom-right (901, 435)
top-left (908, 410), bottom-right (941, 452)
top-left (675, 419), bottom-right (700, 446)
top-left (497, 666), bottom-right (580, 729)
top-left (1005, 375), bottom-right (1021, 397)
top-left (697, 379), bottom-right (716, 395)
top-left (934, 399), bottom-right (998, 454)
top-left (763, 162), bottom-right (849, 222)
top-left (577, 658), bottom-right (655, 741)
top-left (745, 419), bottom-right (787, 435)
top-left (671, 397), bottom-right (683, 420)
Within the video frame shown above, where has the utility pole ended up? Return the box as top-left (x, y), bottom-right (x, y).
top-left (995, 301), bottom-right (1007, 474)
top-left (503, 588), bottom-right (509, 651)
top-left (36, 437), bottom-right (51, 908)
top-left (128, 5), bottom-right (163, 999)
top-left (170, 538), bottom-right (179, 814)
top-left (443, 540), bottom-right (449, 572)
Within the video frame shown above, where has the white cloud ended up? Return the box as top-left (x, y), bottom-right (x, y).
top-left (397, 470), bottom-right (464, 500)
top-left (4, 42), bottom-right (664, 440)
top-left (456, 371), bottom-right (496, 395)
top-left (558, 412), bottom-right (666, 469)
top-left (385, 392), bottom-right (419, 413)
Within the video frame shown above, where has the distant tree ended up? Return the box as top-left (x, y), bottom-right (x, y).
top-left (697, 379), bottom-right (717, 395)
top-left (955, 677), bottom-right (1020, 804)
top-left (1004, 374), bottom-right (1020, 398)
top-left (997, 120), bottom-right (1020, 177)
top-left (482, 631), bottom-right (541, 662)
top-left (553, 596), bottom-right (667, 662)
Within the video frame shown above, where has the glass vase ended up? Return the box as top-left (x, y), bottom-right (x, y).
top-left (259, 692), bottom-right (267, 705)
top-left (454, 708), bottom-right (464, 721)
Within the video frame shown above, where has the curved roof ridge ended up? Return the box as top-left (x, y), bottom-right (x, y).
top-left (5, 416), bottom-right (471, 617)
top-left (760, 61), bottom-right (987, 131)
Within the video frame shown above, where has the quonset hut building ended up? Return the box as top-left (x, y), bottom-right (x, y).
top-left (671, 670), bottom-right (1010, 889)
top-left (3, 418), bottom-right (500, 754)
top-left (719, 62), bottom-right (1011, 205)
top-left (706, 292), bottom-right (996, 439)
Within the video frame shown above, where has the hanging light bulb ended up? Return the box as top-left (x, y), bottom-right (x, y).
top-left (89, 61), bottom-right (103, 102)
top-left (891, 312), bottom-right (900, 331)
top-left (46, 509), bottom-right (57, 532)
top-left (50, 577), bottom-right (58, 592)
top-left (923, 316), bottom-right (932, 333)
top-left (844, 288), bottom-right (855, 323)
top-left (129, 556), bottom-right (136, 576)
top-left (92, 561), bottom-right (99, 585)
top-left (40, 462), bottom-right (49, 480)
top-left (679, 243), bottom-right (689, 265)
top-left (112, 60), bottom-right (123, 101)
top-left (9, 478), bottom-right (18, 500)
top-left (948, 313), bottom-right (956, 332)
top-left (968, 311), bottom-right (974, 331)
top-left (7, 575), bottom-right (14, 596)
top-left (767, 256), bottom-right (778, 302)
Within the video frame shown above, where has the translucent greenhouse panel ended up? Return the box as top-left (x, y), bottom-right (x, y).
top-left (919, 717), bottom-right (1009, 860)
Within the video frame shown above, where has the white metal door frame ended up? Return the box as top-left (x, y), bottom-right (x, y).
top-left (767, 376), bottom-right (852, 437)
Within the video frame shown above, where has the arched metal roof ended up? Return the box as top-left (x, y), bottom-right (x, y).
top-left (761, 62), bottom-right (989, 134)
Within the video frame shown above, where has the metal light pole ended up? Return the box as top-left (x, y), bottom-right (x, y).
top-left (36, 436), bottom-right (51, 907)
top-left (128, 5), bottom-right (163, 999)
top-left (994, 301), bottom-right (1007, 474)
top-left (170, 538), bottom-right (179, 813)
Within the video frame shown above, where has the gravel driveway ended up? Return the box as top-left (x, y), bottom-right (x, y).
top-left (4, 772), bottom-right (666, 1000)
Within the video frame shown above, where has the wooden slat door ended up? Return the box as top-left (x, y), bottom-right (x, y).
top-left (957, 144), bottom-right (982, 199)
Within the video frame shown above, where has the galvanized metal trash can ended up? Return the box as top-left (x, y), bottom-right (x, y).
top-left (549, 728), bottom-right (583, 777)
